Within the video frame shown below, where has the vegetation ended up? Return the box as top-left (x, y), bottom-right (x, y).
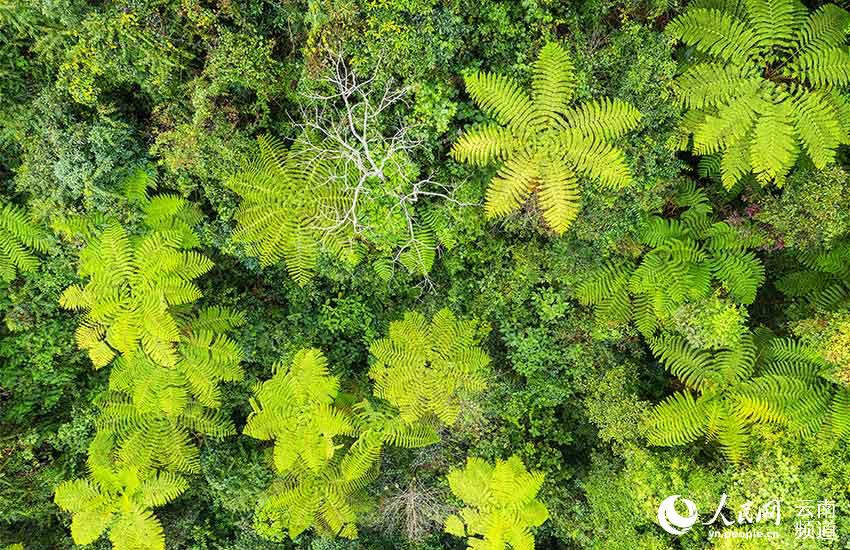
top-left (669, 0), bottom-right (850, 187)
top-left (2, 0), bottom-right (850, 549)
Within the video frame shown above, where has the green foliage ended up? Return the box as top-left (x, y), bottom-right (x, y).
top-left (247, 308), bottom-right (490, 542)
top-left (244, 348), bottom-right (355, 475)
top-left (644, 328), bottom-right (850, 462)
top-left (452, 42), bottom-right (641, 234)
top-left (776, 236), bottom-right (850, 312)
top-left (644, 331), bottom-right (784, 462)
top-left (369, 308), bottom-right (490, 425)
top-left (443, 455), bottom-right (549, 550)
top-left (54, 434), bottom-right (187, 550)
top-left (225, 135), bottom-right (352, 286)
top-left (668, 0), bottom-right (850, 187)
top-left (6, 0), bottom-right (850, 548)
top-left (254, 462), bottom-right (373, 541)
top-left (755, 165), bottom-right (850, 249)
top-left (0, 202), bottom-right (49, 281)
top-left (57, 9), bottom-right (190, 105)
top-left (577, 183), bottom-right (765, 337)
top-left (54, 180), bottom-right (244, 547)
top-left (244, 348), bottom-right (441, 541)
top-left (760, 336), bottom-right (850, 442)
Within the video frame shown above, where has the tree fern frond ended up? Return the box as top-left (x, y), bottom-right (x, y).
top-left (712, 408), bottom-right (748, 463)
top-left (748, 100), bottom-right (797, 186)
top-left (665, 8), bottom-right (760, 64)
top-left (673, 64), bottom-right (761, 109)
top-left (743, 0), bottom-right (807, 49)
top-left (645, 392), bottom-right (710, 445)
top-left (464, 72), bottom-right (535, 129)
top-left (451, 125), bottom-right (518, 166)
top-left (649, 334), bottom-right (715, 390)
top-left (562, 98), bottom-right (642, 141)
top-left (795, 4), bottom-right (850, 54)
top-left (531, 42), bottom-right (576, 127)
top-left (536, 156), bottom-right (579, 234)
top-left (710, 251), bottom-right (765, 304)
top-left (732, 375), bottom-right (806, 424)
top-left (669, 0), bottom-right (850, 185)
top-left (691, 92), bottom-right (764, 155)
top-left (399, 226), bottom-right (437, 275)
top-left (788, 46), bottom-right (850, 88)
top-left (825, 389), bottom-right (850, 440)
top-left (369, 309), bottom-right (489, 425)
top-left (0, 203), bottom-right (50, 280)
top-left (445, 455), bottom-right (548, 549)
top-left (559, 131), bottom-right (633, 189)
top-left (720, 136), bottom-right (753, 189)
top-left (791, 90), bottom-right (842, 169)
top-left (576, 262), bottom-right (634, 324)
top-left (483, 150), bottom-right (538, 219)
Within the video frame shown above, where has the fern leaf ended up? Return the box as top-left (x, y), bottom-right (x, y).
top-left (695, 91), bottom-right (767, 156)
top-left (748, 99), bottom-right (797, 186)
top-left (531, 42), bottom-right (576, 126)
top-left (108, 507), bottom-right (166, 550)
top-left (732, 375), bottom-right (806, 424)
top-left (645, 392), bottom-right (710, 445)
top-left (720, 136), bottom-right (752, 189)
top-left (673, 63), bottom-right (762, 109)
top-left (399, 226), bottom-right (436, 275)
top-left (795, 5), bottom-right (850, 54)
top-left (743, 0), bottom-right (807, 49)
top-left (709, 250), bottom-right (765, 304)
top-left (464, 72), bottom-right (535, 129)
top-left (789, 46), bottom-right (850, 88)
top-left (650, 334), bottom-right (715, 390)
top-left (559, 131), bottom-right (633, 189)
top-left (713, 408), bottom-right (748, 463)
top-left (451, 125), bottom-right (518, 166)
top-left (791, 90), bottom-right (842, 169)
top-left (483, 150), bottom-right (538, 219)
top-left (562, 98), bottom-right (642, 141)
top-left (577, 262), bottom-right (633, 324)
top-left (665, 8), bottom-right (760, 64)
top-left (536, 156), bottom-right (580, 234)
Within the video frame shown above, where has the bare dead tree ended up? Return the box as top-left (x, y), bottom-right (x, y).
top-left (379, 479), bottom-right (450, 542)
top-left (293, 52), bottom-right (477, 286)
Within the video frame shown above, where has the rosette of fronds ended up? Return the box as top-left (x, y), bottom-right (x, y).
top-left (452, 42), bottom-right (641, 233)
top-left (668, 0), bottom-right (850, 188)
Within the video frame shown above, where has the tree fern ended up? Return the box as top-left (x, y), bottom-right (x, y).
top-left (644, 330), bottom-right (810, 462)
top-left (369, 308), bottom-right (490, 425)
top-left (60, 222), bottom-right (213, 368)
top-left (443, 455), bottom-right (549, 550)
top-left (226, 135), bottom-right (354, 286)
top-left (243, 349), bottom-right (355, 475)
top-left (0, 202), bottom-right (50, 282)
top-left (54, 433), bottom-right (187, 550)
top-left (668, 0), bottom-right (850, 188)
top-left (56, 183), bottom-right (244, 548)
top-left (245, 344), bottom-right (447, 542)
top-left (452, 42), bottom-right (641, 234)
top-left (577, 183), bottom-right (764, 336)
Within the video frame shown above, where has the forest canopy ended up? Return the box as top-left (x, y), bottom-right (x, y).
top-left (2, 0), bottom-right (850, 548)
